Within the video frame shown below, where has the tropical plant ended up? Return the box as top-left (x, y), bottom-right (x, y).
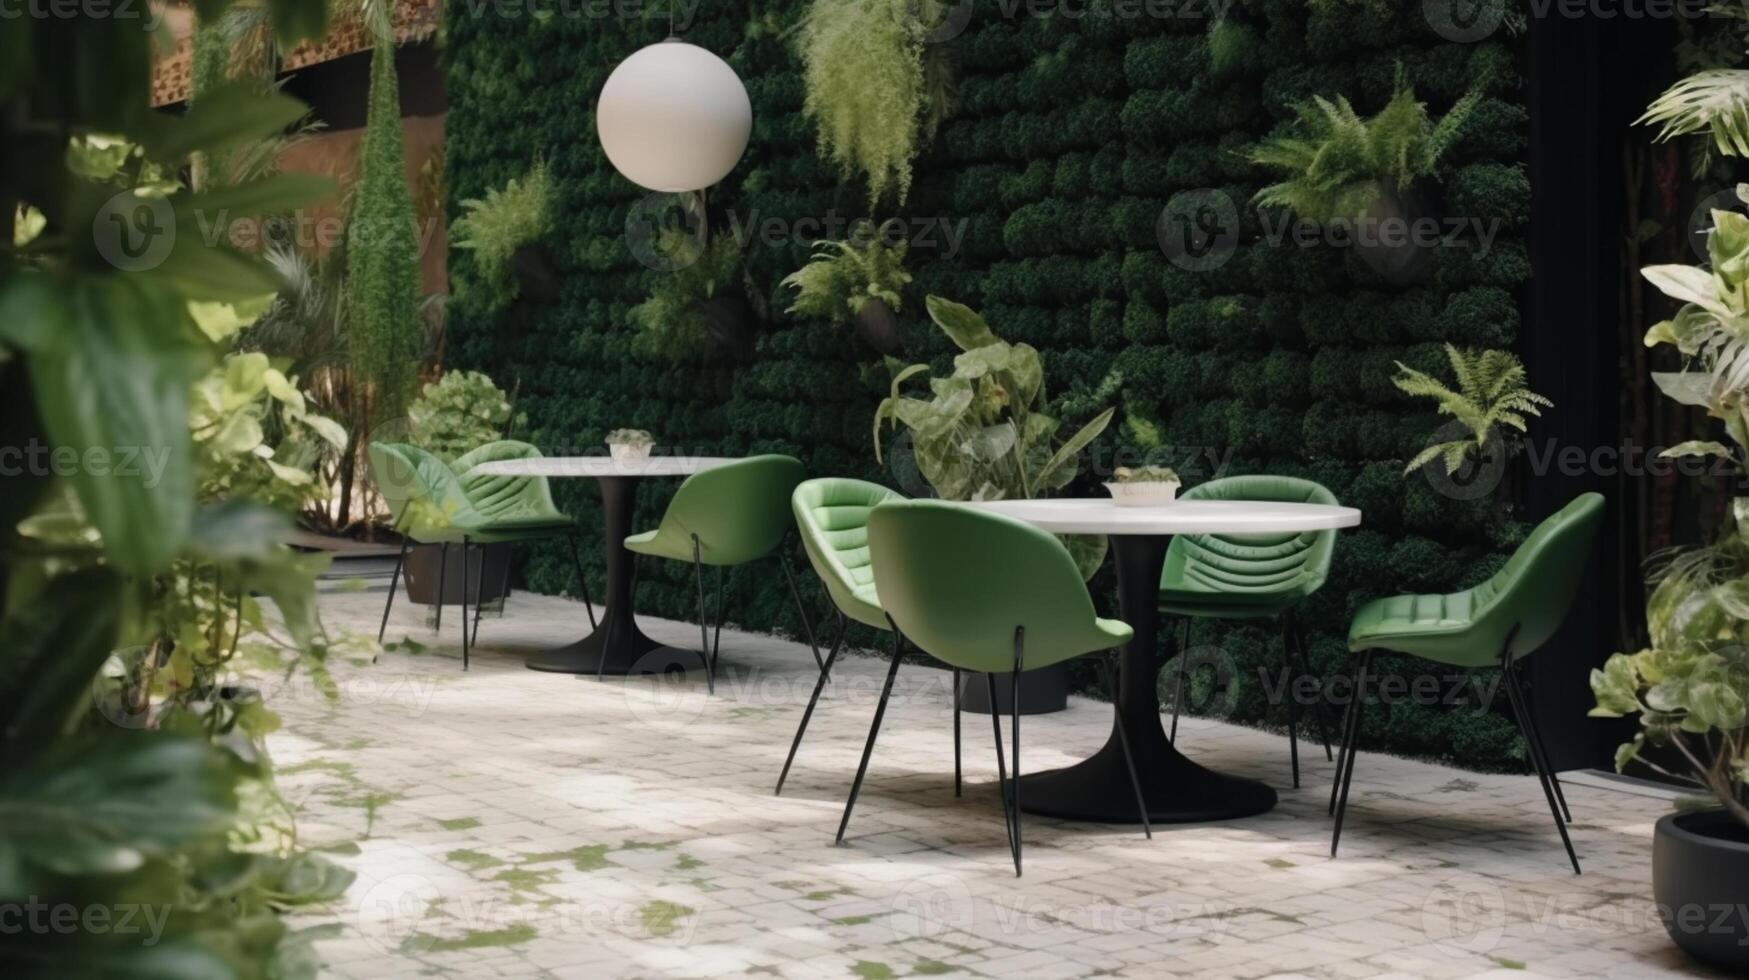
top-left (345, 7), bottom-right (425, 426)
top-left (606, 428), bottom-right (654, 447)
top-left (1641, 69), bottom-right (1749, 159)
top-left (452, 159), bottom-right (551, 308)
top-left (407, 370), bottom-right (521, 463)
top-left (1250, 68), bottom-right (1482, 223)
top-left (874, 296), bottom-right (1116, 576)
top-left (628, 232), bottom-right (747, 359)
top-left (0, 0), bottom-right (364, 972)
top-left (1392, 344), bottom-right (1553, 477)
top-left (795, 0), bottom-right (955, 208)
top-left (782, 220), bottom-right (912, 320)
top-left (1112, 465), bottom-right (1180, 484)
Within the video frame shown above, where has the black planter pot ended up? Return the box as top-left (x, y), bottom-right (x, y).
top-left (509, 243), bottom-right (560, 304)
top-left (956, 661), bottom-right (1071, 716)
top-left (702, 292), bottom-right (758, 357)
top-left (1654, 809), bottom-right (1749, 971)
top-left (852, 297), bottom-right (902, 355)
top-left (1354, 178), bottom-right (1435, 285)
top-left (402, 543), bottom-right (512, 606)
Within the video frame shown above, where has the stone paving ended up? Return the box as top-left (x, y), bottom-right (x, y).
top-left (271, 586), bottom-right (1726, 979)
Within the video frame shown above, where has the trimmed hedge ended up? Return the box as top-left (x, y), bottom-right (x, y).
top-left (444, 0), bottom-right (1532, 770)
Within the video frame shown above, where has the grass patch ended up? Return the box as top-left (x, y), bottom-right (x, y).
top-left (851, 963), bottom-right (895, 980)
top-left (494, 867), bottom-right (560, 894)
top-left (675, 853), bottom-right (704, 871)
top-left (401, 923), bottom-right (537, 953)
top-left (445, 848), bottom-right (503, 871)
top-left (522, 843), bottom-right (610, 871)
top-left (437, 817), bottom-right (482, 831)
top-left (912, 962), bottom-right (956, 976)
top-left (639, 900), bottom-right (693, 937)
top-left (1491, 957), bottom-right (1526, 970)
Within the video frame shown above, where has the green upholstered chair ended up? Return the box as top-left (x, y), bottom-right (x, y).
top-left (1330, 492), bottom-right (1605, 875)
top-left (623, 454), bottom-right (810, 693)
top-left (368, 441), bottom-right (594, 669)
top-left (775, 478), bottom-right (904, 796)
top-left (1160, 476), bottom-right (1340, 787)
top-left (849, 500), bottom-right (1150, 876)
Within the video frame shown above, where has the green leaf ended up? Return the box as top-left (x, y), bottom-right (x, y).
top-left (925, 295), bottom-right (998, 351)
top-left (134, 83), bottom-right (311, 165)
top-left (1058, 533), bottom-right (1108, 582)
top-left (1651, 372), bottom-right (1714, 408)
top-left (1034, 407), bottom-right (1115, 492)
top-left (0, 569), bottom-right (123, 758)
top-left (1643, 265), bottom-right (1732, 318)
top-left (183, 173), bottom-right (334, 222)
top-left (1662, 440), bottom-right (1732, 459)
top-left (0, 734), bottom-right (238, 893)
top-left (29, 276), bottom-right (204, 573)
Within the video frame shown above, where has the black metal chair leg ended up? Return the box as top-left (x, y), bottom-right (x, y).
top-left (836, 625), bottom-right (905, 844)
top-left (691, 536), bottom-right (713, 695)
top-left (711, 564), bottom-right (726, 672)
top-left (459, 539), bottom-right (472, 672)
top-left (987, 672), bottom-right (1016, 857)
top-left (1102, 653), bottom-right (1152, 839)
top-left (1509, 656), bottom-right (1572, 823)
top-left (377, 538), bottom-right (410, 648)
top-left (1330, 650), bottom-right (1372, 857)
top-left (1288, 618), bottom-right (1335, 762)
top-left (565, 532), bottom-right (597, 630)
top-left (1502, 652), bottom-right (1581, 874)
top-left (1170, 618), bottom-right (1188, 741)
top-left (1329, 661), bottom-right (1362, 816)
top-left (778, 548), bottom-right (823, 671)
top-left (1008, 628), bottom-right (1024, 877)
top-left (434, 543), bottom-right (449, 632)
top-left (471, 544), bottom-right (497, 649)
top-left (952, 667), bottom-right (963, 797)
top-left (1281, 618), bottom-right (1300, 789)
top-left (776, 613), bottom-right (847, 796)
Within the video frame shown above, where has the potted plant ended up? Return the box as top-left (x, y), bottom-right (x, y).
top-left (629, 232), bottom-right (757, 358)
top-left (795, 0), bottom-right (954, 208)
top-left (402, 371), bottom-right (523, 608)
top-left (1391, 343), bottom-right (1553, 484)
top-left (875, 295), bottom-right (1118, 715)
top-left (1588, 200), bottom-right (1749, 970)
top-left (1104, 466), bottom-right (1181, 507)
top-left (1248, 67), bottom-right (1481, 282)
top-left (452, 159), bottom-right (557, 306)
top-left (782, 220), bottom-right (913, 354)
top-left (606, 428), bottom-right (655, 463)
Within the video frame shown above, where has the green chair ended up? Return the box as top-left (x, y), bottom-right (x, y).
top-left (1161, 475), bottom-right (1340, 787)
top-left (623, 454), bottom-right (810, 693)
top-left (1330, 492), bottom-right (1605, 875)
top-left (775, 478), bottom-right (904, 796)
top-left (849, 500), bottom-right (1151, 876)
top-left (369, 441), bottom-right (595, 670)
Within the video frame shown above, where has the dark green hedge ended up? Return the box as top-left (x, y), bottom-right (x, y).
top-left (444, 0), bottom-right (1532, 770)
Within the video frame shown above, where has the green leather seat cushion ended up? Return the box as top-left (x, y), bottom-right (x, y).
top-left (792, 478), bottom-right (899, 631)
top-left (1157, 476), bottom-right (1339, 620)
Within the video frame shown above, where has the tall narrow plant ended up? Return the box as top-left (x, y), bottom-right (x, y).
top-left (345, 18), bottom-right (423, 426)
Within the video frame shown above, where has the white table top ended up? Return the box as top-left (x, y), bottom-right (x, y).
top-left (468, 456), bottom-right (740, 479)
top-left (960, 498), bottom-right (1362, 536)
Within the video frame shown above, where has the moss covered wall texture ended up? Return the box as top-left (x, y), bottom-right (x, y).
top-left (444, 0), bottom-right (1534, 769)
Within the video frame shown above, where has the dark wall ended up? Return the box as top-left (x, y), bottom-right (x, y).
top-left (445, 1), bottom-right (1545, 769)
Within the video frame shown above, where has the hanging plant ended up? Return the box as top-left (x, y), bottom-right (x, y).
top-left (452, 159), bottom-right (556, 309)
top-left (629, 233), bottom-right (755, 359)
top-left (795, 0), bottom-right (955, 208)
top-left (781, 219), bottom-right (912, 353)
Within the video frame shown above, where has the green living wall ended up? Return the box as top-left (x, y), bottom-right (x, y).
top-left (444, 0), bottom-right (1533, 769)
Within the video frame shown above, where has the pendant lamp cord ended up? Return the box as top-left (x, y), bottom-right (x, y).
top-left (668, 0), bottom-right (675, 36)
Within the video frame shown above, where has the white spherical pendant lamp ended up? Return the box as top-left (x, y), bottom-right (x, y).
top-left (595, 38), bottom-right (753, 193)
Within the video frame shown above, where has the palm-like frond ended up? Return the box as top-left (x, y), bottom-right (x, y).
top-left (1640, 69), bottom-right (1749, 158)
top-left (1394, 344), bottom-right (1551, 476)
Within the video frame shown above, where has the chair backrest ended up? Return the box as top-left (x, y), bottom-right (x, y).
top-left (454, 441), bottom-right (564, 523)
top-left (367, 442), bottom-right (477, 531)
top-left (658, 454), bottom-right (806, 565)
top-left (867, 500), bottom-right (1105, 673)
top-left (1474, 492), bottom-right (1605, 657)
top-left (792, 478), bottom-right (901, 623)
top-left (1162, 475), bottom-right (1339, 598)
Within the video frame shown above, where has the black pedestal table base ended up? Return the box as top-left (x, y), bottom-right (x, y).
top-left (1017, 532), bottom-right (1278, 823)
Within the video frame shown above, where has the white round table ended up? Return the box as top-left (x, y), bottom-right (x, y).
top-left (468, 455), bottom-right (740, 675)
top-left (963, 497), bottom-right (1362, 823)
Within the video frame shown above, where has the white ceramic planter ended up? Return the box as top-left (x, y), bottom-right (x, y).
top-left (1103, 480), bottom-right (1181, 507)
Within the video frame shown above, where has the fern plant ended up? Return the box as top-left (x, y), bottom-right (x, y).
top-left (1392, 344), bottom-right (1552, 476)
top-left (629, 233), bottom-right (746, 359)
top-left (782, 221), bottom-right (912, 320)
top-left (795, 0), bottom-right (954, 208)
top-left (452, 159), bottom-right (552, 307)
top-left (1250, 68), bottom-right (1482, 223)
top-left (1641, 69), bottom-right (1749, 158)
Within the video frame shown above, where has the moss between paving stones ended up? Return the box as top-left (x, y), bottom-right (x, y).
top-left (445, 1), bottom-right (1531, 768)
